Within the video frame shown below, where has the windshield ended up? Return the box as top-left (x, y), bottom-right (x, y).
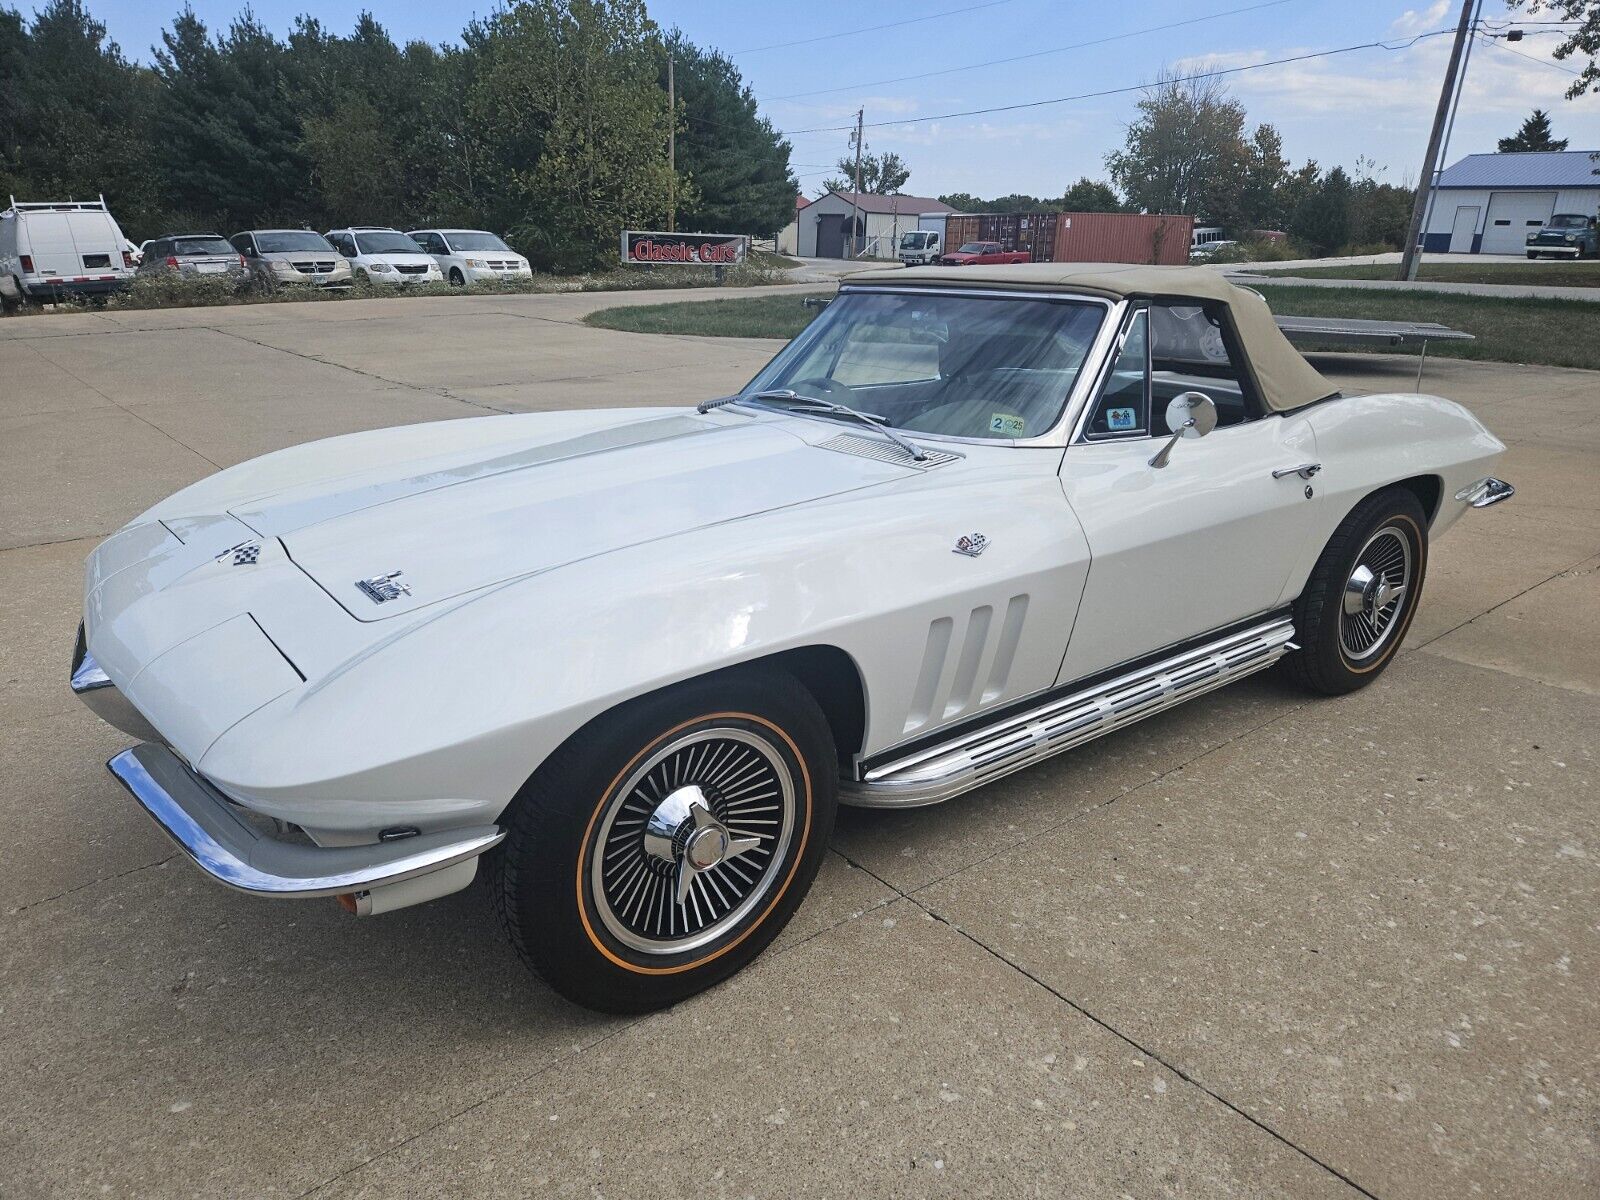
top-left (355, 231), bottom-right (423, 255)
top-left (739, 290), bottom-right (1104, 441)
top-left (171, 237), bottom-right (235, 256)
top-left (445, 231), bottom-right (513, 252)
top-left (900, 232), bottom-right (931, 248)
top-left (957, 243), bottom-right (989, 254)
top-left (1547, 214), bottom-right (1588, 229)
top-left (256, 231), bottom-right (333, 253)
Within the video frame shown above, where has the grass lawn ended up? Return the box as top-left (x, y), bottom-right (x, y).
top-left (584, 284), bottom-right (1600, 371)
top-left (1248, 284), bottom-right (1600, 371)
top-left (1251, 261), bottom-right (1600, 288)
top-left (583, 291), bottom-right (828, 338)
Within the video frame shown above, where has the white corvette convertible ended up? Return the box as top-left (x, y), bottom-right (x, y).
top-left (72, 264), bottom-right (1512, 1011)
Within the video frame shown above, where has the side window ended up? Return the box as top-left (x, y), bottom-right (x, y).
top-left (231, 234), bottom-right (254, 256)
top-left (1084, 309), bottom-right (1149, 438)
top-left (1149, 303), bottom-right (1258, 431)
top-left (427, 234), bottom-right (448, 254)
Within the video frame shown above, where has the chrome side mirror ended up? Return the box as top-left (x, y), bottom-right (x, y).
top-left (1148, 392), bottom-right (1218, 469)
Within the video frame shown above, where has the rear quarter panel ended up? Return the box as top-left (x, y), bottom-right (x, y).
top-left (1288, 392), bottom-right (1505, 597)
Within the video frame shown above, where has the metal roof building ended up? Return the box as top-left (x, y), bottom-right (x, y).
top-left (1423, 150), bottom-right (1599, 255)
top-left (795, 191), bottom-right (955, 259)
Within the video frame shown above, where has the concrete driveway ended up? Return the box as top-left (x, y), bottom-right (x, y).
top-left (1, 288), bottom-right (1596, 1199)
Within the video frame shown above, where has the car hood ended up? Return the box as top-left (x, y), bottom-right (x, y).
top-left (223, 410), bottom-right (915, 620)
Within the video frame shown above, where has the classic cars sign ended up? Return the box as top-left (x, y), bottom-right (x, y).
top-left (621, 230), bottom-right (747, 266)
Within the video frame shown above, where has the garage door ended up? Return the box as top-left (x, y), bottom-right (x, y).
top-left (1481, 191), bottom-right (1556, 254)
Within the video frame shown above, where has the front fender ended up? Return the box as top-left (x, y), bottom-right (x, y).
top-left (199, 458), bottom-right (1090, 833)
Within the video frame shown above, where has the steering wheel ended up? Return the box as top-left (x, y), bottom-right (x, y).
top-left (789, 377), bottom-right (852, 401)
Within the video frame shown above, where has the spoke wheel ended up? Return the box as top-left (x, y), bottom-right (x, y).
top-left (1283, 487), bottom-right (1428, 697)
top-left (591, 726), bottom-right (796, 955)
top-left (1339, 525), bottom-right (1412, 662)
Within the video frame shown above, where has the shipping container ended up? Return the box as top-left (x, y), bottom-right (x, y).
top-left (940, 212), bottom-right (1059, 261)
top-left (1052, 212), bottom-right (1193, 265)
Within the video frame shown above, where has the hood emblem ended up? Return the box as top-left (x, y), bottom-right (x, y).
top-left (356, 571), bottom-right (412, 604)
top-left (218, 541), bottom-right (261, 566)
top-left (953, 533), bottom-right (989, 558)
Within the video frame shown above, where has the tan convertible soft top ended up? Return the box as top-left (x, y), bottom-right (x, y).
top-left (845, 262), bottom-right (1337, 414)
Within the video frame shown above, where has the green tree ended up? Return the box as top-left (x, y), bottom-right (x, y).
top-left (1507, 2), bottom-right (1599, 98)
top-left (152, 11), bottom-right (308, 230)
top-left (662, 31), bottom-right (795, 235)
top-left (1497, 107), bottom-right (1569, 151)
top-left (1288, 165), bottom-right (1352, 254)
top-left (936, 192), bottom-right (985, 212)
top-left (825, 128), bottom-right (910, 194)
top-left (1237, 124), bottom-right (1289, 229)
top-left (469, 0), bottom-right (675, 271)
top-left (3, 1), bottom-right (160, 230)
top-left (1105, 72), bottom-right (1251, 227)
top-left (1060, 178), bottom-right (1123, 212)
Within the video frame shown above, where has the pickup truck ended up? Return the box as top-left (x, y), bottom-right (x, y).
top-left (936, 240), bottom-right (1030, 266)
top-left (1526, 213), bottom-right (1598, 259)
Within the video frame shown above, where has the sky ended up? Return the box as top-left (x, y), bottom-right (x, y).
top-left (79, 0), bottom-right (1600, 201)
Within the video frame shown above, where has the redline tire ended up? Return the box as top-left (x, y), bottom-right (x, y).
top-left (1283, 487), bottom-right (1429, 696)
top-left (491, 668), bottom-right (838, 1013)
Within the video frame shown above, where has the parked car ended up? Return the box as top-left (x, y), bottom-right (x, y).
top-left (136, 233), bottom-right (250, 286)
top-left (0, 196), bottom-right (135, 310)
top-left (936, 240), bottom-right (1030, 266)
top-left (898, 229), bottom-right (941, 266)
top-left (326, 227), bottom-right (444, 286)
top-left (73, 264), bottom-right (1510, 1013)
top-left (230, 229), bottom-right (353, 290)
top-left (1526, 213), bottom-right (1598, 259)
top-left (407, 229), bottom-right (532, 286)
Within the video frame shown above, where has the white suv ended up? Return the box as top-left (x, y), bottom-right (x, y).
top-left (408, 229), bottom-right (532, 286)
top-left (325, 227), bottom-right (443, 286)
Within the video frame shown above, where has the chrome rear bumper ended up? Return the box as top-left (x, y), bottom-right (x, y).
top-left (1456, 477), bottom-right (1515, 509)
top-left (105, 742), bottom-right (504, 898)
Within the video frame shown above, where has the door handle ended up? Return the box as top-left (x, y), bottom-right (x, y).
top-left (1272, 463), bottom-right (1321, 480)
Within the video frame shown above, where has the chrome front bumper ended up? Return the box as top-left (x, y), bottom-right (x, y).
top-left (71, 625), bottom-right (160, 741)
top-left (105, 744), bottom-right (504, 897)
top-left (73, 626), bottom-right (504, 898)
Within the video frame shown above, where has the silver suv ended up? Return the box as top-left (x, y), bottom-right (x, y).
top-left (229, 230), bottom-right (353, 290)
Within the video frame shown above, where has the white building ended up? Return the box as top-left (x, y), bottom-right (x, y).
top-left (1423, 150), bottom-right (1599, 254)
top-left (795, 191), bottom-right (955, 259)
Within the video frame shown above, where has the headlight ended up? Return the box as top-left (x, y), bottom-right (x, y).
top-left (369, 261), bottom-right (395, 272)
top-left (464, 258), bottom-right (486, 268)
top-left (1527, 234), bottom-right (1537, 243)
top-left (1565, 235), bottom-right (1578, 244)
top-left (269, 260), bottom-right (297, 274)
top-left (517, 259), bottom-right (529, 270)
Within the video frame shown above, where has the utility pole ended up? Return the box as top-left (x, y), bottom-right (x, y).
top-left (1399, 0), bottom-right (1475, 281)
top-left (851, 107), bottom-right (864, 258)
top-left (1416, 0), bottom-right (1482, 260)
top-left (667, 55), bottom-right (676, 233)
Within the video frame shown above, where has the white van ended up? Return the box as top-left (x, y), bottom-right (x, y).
top-left (0, 196), bottom-right (136, 310)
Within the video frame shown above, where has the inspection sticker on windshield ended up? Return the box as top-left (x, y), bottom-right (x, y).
top-left (1106, 407), bottom-right (1138, 431)
top-left (990, 413), bottom-right (1026, 437)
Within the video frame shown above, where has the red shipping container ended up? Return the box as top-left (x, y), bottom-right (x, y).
top-left (1052, 212), bottom-right (1194, 265)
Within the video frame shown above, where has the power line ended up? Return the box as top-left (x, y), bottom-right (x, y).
top-left (781, 28), bottom-right (1459, 134)
top-left (759, 0), bottom-right (1301, 104)
top-left (1477, 31), bottom-right (1581, 75)
top-left (729, 0), bottom-right (1017, 56)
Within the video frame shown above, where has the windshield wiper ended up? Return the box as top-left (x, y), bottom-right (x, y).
top-left (701, 389), bottom-right (927, 462)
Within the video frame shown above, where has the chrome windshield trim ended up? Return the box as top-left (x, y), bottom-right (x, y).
top-left (751, 285), bottom-right (1119, 449)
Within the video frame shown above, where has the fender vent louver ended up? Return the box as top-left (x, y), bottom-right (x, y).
top-left (818, 433), bottom-right (959, 469)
